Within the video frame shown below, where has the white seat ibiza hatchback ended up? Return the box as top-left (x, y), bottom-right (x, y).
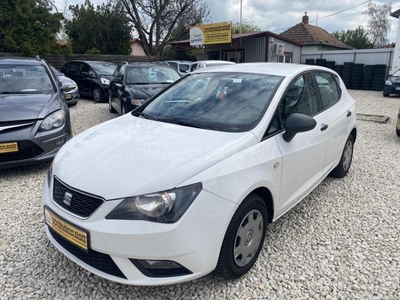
top-left (43, 63), bottom-right (357, 285)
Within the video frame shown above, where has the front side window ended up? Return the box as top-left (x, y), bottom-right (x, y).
top-left (314, 72), bottom-right (340, 109)
top-left (140, 72), bottom-right (284, 132)
top-left (190, 63), bottom-right (198, 72)
top-left (280, 73), bottom-right (318, 124)
top-left (68, 62), bottom-right (78, 74)
top-left (0, 65), bottom-right (54, 94)
top-left (179, 64), bottom-right (190, 73)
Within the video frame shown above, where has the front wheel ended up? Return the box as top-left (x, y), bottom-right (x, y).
top-left (215, 193), bottom-right (267, 279)
top-left (93, 87), bottom-right (104, 103)
top-left (383, 92), bottom-right (390, 97)
top-left (330, 134), bottom-right (354, 178)
top-left (396, 128), bottom-right (400, 137)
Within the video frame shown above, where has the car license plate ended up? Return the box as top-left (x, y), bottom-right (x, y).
top-left (0, 142), bottom-right (18, 154)
top-left (65, 94), bottom-right (72, 100)
top-left (44, 206), bottom-right (89, 251)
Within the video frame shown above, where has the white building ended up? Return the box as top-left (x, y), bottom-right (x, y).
top-left (390, 8), bottom-right (400, 73)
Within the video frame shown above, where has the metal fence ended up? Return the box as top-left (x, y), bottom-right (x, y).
top-left (301, 48), bottom-right (395, 73)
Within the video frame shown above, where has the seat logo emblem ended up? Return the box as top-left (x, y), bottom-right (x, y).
top-left (63, 192), bottom-right (73, 206)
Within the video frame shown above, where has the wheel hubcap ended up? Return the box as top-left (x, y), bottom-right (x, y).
top-left (94, 89), bottom-right (101, 101)
top-left (234, 209), bottom-right (264, 267)
top-left (343, 140), bottom-right (353, 171)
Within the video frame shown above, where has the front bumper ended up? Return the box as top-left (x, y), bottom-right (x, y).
top-left (383, 84), bottom-right (400, 95)
top-left (65, 89), bottom-right (79, 105)
top-left (0, 121), bottom-right (71, 169)
top-left (42, 178), bottom-right (237, 285)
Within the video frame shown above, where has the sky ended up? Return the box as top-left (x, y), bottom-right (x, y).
top-left (55, 0), bottom-right (399, 43)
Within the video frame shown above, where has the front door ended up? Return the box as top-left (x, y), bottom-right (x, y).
top-left (274, 72), bottom-right (330, 216)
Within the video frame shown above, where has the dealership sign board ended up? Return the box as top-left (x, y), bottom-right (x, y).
top-left (190, 22), bottom-right (232, 46)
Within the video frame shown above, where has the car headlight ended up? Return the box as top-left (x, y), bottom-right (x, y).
top-left (385, 80), bottom-right (392, 85)
top-left (101, 77), bottom-right (110, 85)
top-left (131, 99), bottom-right (147, 106)
top-left (40, 110), bottom-right (66, 131)
top-left (106, 183), bottom-right (202, 223)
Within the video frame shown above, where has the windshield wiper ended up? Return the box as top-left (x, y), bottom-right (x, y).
top-left (166, 120), bottom-right (216, 130)
top-left (135, 111), bottom-right (158, 121)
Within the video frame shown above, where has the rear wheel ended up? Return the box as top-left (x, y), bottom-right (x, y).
top-left (216, 193), bottom-right (267, 279)
top-left (93, 87), bottom-right (103, 103)
top-left (396, 128), bottom-right (400, 137)
top-left (330, 134), bottom-right (354, 178)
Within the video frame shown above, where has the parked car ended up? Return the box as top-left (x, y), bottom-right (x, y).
top-left (397, 107), bottom-right (400, 137)
top-left (109, 62), bottom-right (180, 115)
top-left (50, 66), bottom-right (79, 106)
top-left (190, 60), bottom-right (235, 72)
top-left (43, 63), bottom-right (356, 285)
top-left (61, 61), bottom-right (117, 102)
top-left (383, 69), bottom-right (400, 97)
top-left (165, 60), bottom-right (192, 76)
top-left (0, 57), bottom-right (72, 169)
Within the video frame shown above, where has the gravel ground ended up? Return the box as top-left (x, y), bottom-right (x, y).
top-left (1, 93), bottom-right (399, 299)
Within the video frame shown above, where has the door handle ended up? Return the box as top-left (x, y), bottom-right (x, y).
top-left (347, 110), bottom-right (352, 117)
top-left (321, 123), bottom-right (329, 131)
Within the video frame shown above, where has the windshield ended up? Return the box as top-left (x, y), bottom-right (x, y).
top-left (88, 62), bottom-right (116, 75)
top-left (392, 70), bottom-right (400, 77)
top-left (0, 65), bottom-right (55, 94)
top-left (126, 66), bottom-right (180, 84)
top-left (140, 72), bottom-right (283, 132)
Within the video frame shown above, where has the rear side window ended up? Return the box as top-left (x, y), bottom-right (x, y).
top-left (314, 72), bottom-right (340, 109)
top-left (190, 63), bottom-right (198, 72)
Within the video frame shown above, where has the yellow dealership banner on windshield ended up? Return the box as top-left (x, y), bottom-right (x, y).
top-left (190, 22), bottom-right (232, 46)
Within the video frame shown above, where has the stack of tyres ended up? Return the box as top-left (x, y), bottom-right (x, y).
top-left (341, 62), bottom-right (353, 89)
top-left (350, 63), bottom-right (364, 90)
top-left (333, 65), bottom-right (343, 77)
top-left (325, 61), bottom-right (335, 70)
top-left (360, 65), bottom-right (374, 90)
top-left (305, 59), bottom-right (315, 65)
top-left (371, 65), bottom-right (386, 91)
top-left (315, 59), bottom-right (326, 67)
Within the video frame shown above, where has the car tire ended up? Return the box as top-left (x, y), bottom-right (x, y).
top-left (330, 134), bottom-right (355, 178)
top-left (109, 94), bottom-right (117, 113)
top-left (383, 92), bottom-right (390, 97)
top-left (215, 193), bottom-right (267, 280)
top-left (93, 87), bottom-right (104, 103)
top-left (397, 128), bottom-right (400, 137)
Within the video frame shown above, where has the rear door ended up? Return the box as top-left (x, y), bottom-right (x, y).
top-left (274, 72), bottom-right (330, 216)
top-left (313, 71), bottom-right (353, 173)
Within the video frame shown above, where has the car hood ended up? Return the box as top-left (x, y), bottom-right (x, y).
top-left (0, 93), bottom-right (61, 122)
top-left (53, 115), bottom-right (257, 200)
top-left (127, 84), bottom-right (170, 98)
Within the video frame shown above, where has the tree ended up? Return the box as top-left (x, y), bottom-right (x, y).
top-left (0, 0), bottom-right (63, 56)
top-left (65, 0), bottom-right (132, 55)
top-left (232, 20), bottom-right (261, 34)
top-left (120, 0), bottom-right (209, 56)
top-left (332, 26), bottom-right (373, 49)
top-left (362, 2), bottom-right (392, 48)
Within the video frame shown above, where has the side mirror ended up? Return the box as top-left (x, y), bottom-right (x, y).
top-left (283, 113), bottom-right (317, 142)
top-left (112, 77), bottom-right (123, 84)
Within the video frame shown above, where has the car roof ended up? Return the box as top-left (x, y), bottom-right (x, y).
top-left (0, 57), bottom-right (42, 66)
top-left (124, 62), bottom-right (171, 67)
top-left (196, 63), bottom-right (335, 77)
top-left (197, 60), bottom-right (236, 65)
top-left (67, 60), bottom-right (116, 65)
top-left (165, 60), bottom-right (192, 64)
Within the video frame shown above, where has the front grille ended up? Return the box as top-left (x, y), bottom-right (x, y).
top-left (0, 140), bottom-right (43, 163)
top-left (53, 177), bottom-right (104, 218)
top-left (49, 228), bottom-right (126, 279)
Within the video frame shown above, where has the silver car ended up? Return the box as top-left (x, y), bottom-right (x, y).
top-left (50, 66), bottom-right (79, 106)
top-left (0, 57), bottom-right (72, 169)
